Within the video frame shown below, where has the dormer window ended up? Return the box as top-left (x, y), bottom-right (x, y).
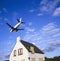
top-left (14, 50), bottom-right (16, 56)
top-left (18, 48), bottom-right (23, 55)
top-left (30, 46), bottom-right (35, 54)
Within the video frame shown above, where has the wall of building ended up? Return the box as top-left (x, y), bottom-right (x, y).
top-left (29, 53), bottom-right (45, 61)
top-left (10, 37), bottom-right (29, 61)
top-left (9, 37), bottom-right (45, 61)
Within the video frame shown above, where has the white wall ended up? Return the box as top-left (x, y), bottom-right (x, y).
top-left (10, 37), bottom-right (29, 61)
top-left (29, 53), bottom-right (45, 61)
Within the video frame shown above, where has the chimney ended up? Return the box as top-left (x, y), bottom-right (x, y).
top-left (17, 36), bottom-right (21, 42)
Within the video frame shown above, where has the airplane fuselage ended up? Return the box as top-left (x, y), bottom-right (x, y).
top-left (10, 22), bottom-right (21, 32)
top-left (14, 22), bottom-right (21, 28)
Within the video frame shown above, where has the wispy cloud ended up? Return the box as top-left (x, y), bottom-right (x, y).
top-left (29, 9), bottom-right (35, 13)
top-left (23, 22), bottom-right (60, 53)
top-left (42, 46), bottom-right (55, 52)
top-left (50, 41), bottom-right (60, 47)
top-left (40, 0), bottom-right (60, 13)
top-left (43, 40), bottom-right (60, 52)
top-left (0, 51), bottom-right (10, 61)
top-left (52, 33), bottom-right (60, 37)
top-left (4, 18), bottom-right (9, 22)
top-left (37, 13), bottom-right (43, 16)
top-left (53, 7), bottom-right (60, 16)
top-left (42, 23), bottom-right (56, 31)
top-left (28, 22), bottom-right (32, 26)
top-left (41, 23), bottom-right (60, 35)
top-left (2, 8), bottom-right (8, 13)
top-left (0, 37), bottom-right (15, 61)
top-left (0, 51), bottom-right (5, 61)
top-left (30, 0), bottom-right (60, 16)
top-left (4, 53), bottom-right (10, 60)
top-left (25, 27), bottom-right (35, 33)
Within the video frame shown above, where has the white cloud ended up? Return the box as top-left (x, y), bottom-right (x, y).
top-left (53, 7), bottom-right (60, 16)
top-left (39, 0), bottom-right (60, 14)
top-left (42, 40), bottom-right (60, 52)
top-left (52, 33), bottom-right (60, 37)
top-left (29, 9), bottom-right (35, 12)
top-left (42, 23), bottom-right (55, 31)
top-left (37, 13), bottom-right (43, 16)
top-left (24, 27), bottom-right (39, 41)
top-left (42, 28), bottom-right (60, 35)
top-left (28, 0), bottom-right (59, 16)
top-left (28, 22), bottom-right (32, 26)
top-left (42, 46), bottom-right (55, 52)
top-left (4, 18), bottom-right (9, 22)
top-left (2, 8), bottom-right (8, 13)
top-left (25, 27), bottom-right (35, 32)
top-left (40, 0), bottom-right (47, 5)
top-left (0, 51), bottom-right (8, 61)
top-left (40, 6), bottom-right (48, 12)
top-left (49, 41), bottom-right (60, 47)
top-left (41, 23), bottom-right (60, 35)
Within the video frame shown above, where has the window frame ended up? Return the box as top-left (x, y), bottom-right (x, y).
top-left (14, 50), bottom-right (16, 57)
top-left (18, 48), bottom-right (23, 55)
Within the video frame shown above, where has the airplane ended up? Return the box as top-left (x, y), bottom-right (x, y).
top-left (6, 18), bottom-right (24, 32)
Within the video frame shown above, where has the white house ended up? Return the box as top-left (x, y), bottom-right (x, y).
top-left (10, 36), bottom-right (45, 61)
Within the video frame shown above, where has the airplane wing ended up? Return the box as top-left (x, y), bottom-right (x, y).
top-left (16, 28), bottom-right (24, 32)
top-left (6, 23), bottom-right (14, 29)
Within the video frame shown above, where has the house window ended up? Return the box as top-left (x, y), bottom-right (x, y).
top-left (28, 57), bottom-right (30, 60)
top-left (39, 58), bottom-right (43, 61)
top-left (32, 58), bottom-right (35, 61)
top-left (30, 46), bottom-right (35, 54)
top-left (18, 48), bottom-right (23, 55)
top-left (14, 50), bottom-right (16, 56)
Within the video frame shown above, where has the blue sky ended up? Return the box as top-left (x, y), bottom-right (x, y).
top-left (0, 0), bottom-right (60, 61)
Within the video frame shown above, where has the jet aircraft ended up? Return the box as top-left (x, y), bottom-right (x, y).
top-left (6, 18), bottom-right (24, 32)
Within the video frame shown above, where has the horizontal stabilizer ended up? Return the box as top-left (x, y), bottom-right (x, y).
top-left (17, 29), bottom-right (24, 30)
top-left (16, 28), bottom-right (24, 32)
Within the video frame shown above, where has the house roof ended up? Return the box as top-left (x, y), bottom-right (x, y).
top-left (21, 40), bottom-right (44, 54)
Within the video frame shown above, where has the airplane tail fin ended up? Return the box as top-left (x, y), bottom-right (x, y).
top-left (19, 18), bottom-right (22, 22)
top-left (21, 22), bottom-right (25, 24)
top-left (17, 18), bottom-right (22, 22)
top-left (17, 18), bottom-right (25, 24)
